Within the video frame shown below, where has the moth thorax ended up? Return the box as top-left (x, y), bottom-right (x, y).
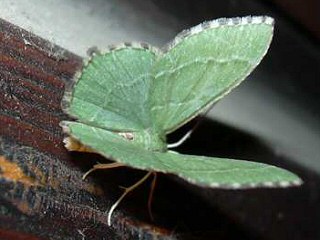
top-left (139, 129), bottom-right (167, 152)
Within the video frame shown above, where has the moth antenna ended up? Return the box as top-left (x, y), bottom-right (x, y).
top-left (148, 172), bottom-right (157, 221)
top-left (167, 130), bottom-right (192, 149)
top-left (82, 162), bottom-right (125, 180)
top-left (107, 171), bottom-right (153, 226)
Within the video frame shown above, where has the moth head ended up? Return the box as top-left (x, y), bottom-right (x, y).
top-left (118, 132), bottom-right (134, 141)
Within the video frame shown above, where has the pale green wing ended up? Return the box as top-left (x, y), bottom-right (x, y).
top-left (62, 43), bottom-right (159, 132)
top-left (149, 16), bottom-right (274, 133)
top-left (61, 121), bottom-right (302, 188)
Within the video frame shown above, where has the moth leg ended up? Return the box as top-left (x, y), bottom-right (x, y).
top-left (108, 171), bottom-right (153, 226)
top-left (63, 137), bottom-right (95, 152)
top-left (82, 162), bottom-right (125, 180)
top-left (148, 172), bottom-right (157, 221)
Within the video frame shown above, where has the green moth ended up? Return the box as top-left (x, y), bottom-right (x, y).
top-left (60, 16), bottom-right (302, 224)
